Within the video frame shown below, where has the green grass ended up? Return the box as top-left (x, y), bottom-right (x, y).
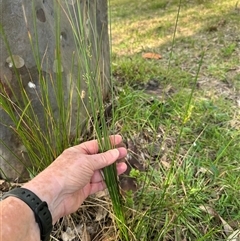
top-left (110, 0), bottom-right (240, 240)
top-left (1, 0), bottom-right (240, 240)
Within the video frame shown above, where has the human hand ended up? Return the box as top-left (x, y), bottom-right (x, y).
top-left (23, 135), bottom-right (127, 223)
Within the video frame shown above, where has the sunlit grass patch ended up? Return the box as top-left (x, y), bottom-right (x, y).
top-left (111, 0), bottom-right (239, 56)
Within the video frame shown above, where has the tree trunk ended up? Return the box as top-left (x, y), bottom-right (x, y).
top-left (0, 0), bottom-right (110, 180)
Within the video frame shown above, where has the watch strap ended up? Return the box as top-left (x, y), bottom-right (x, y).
top-left (2, 187), bottom-right (53, 241)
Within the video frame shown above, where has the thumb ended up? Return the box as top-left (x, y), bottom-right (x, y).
top-left (91, 149), bottom-right (120, 171)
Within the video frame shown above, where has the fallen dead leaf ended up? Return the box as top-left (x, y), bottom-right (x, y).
top-left (0, 180), bottom-right (23, 194)
top-left (219, 216), bottom-right (234, 236)
top-left (101, 236), bottom-right (117, 241)
top-left (227, 229), bottom-right (240, 241)
top-left (95, 206), bottom-right (108, 222)
top-left (94, 189), bottom-right (109, 199)
top-left (120, 177), bottom-right (138, 193)
top-left (61, 227), bottom-right (76, 241)
top-left (161, 160), bottom-right (170, 169)
top-left (199, 205), bottom-right (238, 238)
top-left (199, 205), bottom-right (217, 217)
top-left (142, 52), bottom-right (162, 60)
top-left (237, 99), bottom-right (240, 107)
top-left (195, 167), bottom-right (213, 176)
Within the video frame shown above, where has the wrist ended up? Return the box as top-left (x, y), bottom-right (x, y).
top-left (1, 196), bottom-right (41, 241)
top-left (23, 170), bottom-right (63, 224)
top-left (2, 188), bottom-right (53, 241)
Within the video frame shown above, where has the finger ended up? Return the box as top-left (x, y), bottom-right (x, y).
top-left (116, 162), bottom-right (128, 175)
top-left (91, 147), bottom-right (128, 171)
top-left (90, 171), bottom-right (103, 183)
top-left (90, 148), bottom-right (120, 171)
top-left (88, 146), bottom-right (126, 171)
top-left (91, 162), bottom-right (127, 183)
top-left (89, 163), bottom-right (127, 194)
top-left (78, 135), bottom-right (123, 155)
top-left (116, 147), bottom-right (128, 160)
top-left (89, 182), bottom-right (106, 195)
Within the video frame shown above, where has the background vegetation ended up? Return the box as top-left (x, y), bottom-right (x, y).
top-left (109, 0), bottom-right (240, 240)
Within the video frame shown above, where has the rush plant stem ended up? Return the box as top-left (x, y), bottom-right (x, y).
top-left (66, 1), bottom-right (129, 239)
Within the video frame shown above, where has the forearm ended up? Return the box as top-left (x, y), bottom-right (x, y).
top-left (23, 168), bottom-right (63, 224)
top-left (0, 168), bottom-right (61, 241)
top-left (0, 197), bottom-right (40, 241)
top-left (0, 136), bottom-right (127, 241)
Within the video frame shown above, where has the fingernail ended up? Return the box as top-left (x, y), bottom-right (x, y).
top-left (112, 148), bottom-right (119, 157)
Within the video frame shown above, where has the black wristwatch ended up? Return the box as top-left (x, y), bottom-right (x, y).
top-left (2, 187), bottom-right (53, 241)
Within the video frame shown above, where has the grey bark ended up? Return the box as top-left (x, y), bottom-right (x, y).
top-left (0, 0), bottom-right (110, 180)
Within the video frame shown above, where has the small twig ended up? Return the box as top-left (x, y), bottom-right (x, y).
top-left (50, 235), bottom-right (59, 241)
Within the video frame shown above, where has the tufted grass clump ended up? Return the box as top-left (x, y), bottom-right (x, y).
top-left (0, 0), bottom-right (129, 239)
